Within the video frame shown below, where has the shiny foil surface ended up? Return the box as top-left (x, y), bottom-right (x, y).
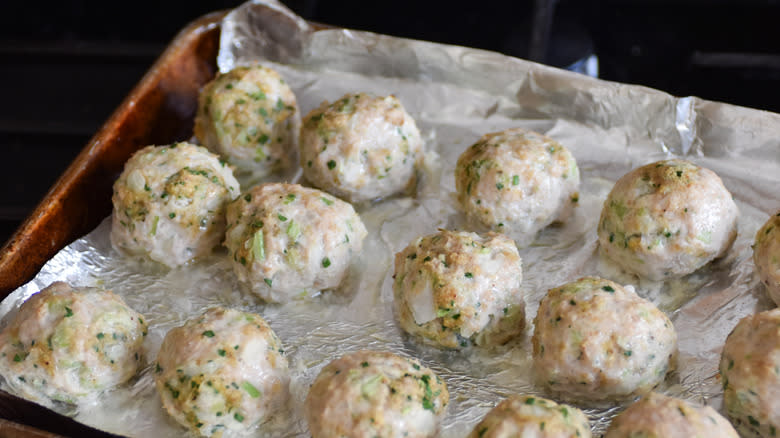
top-left (2, 0), bottom-right (779, 436)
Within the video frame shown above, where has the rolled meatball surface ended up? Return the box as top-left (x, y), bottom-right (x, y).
top-left (0, 281), bottom-right (147, 405)
top-left (194, 64), bottom-right (301, 178)
top-left (299, 92), bottom-right (423, 203)
top-left (603, 392), bottom-right (738, 438)
top-left (304, 350), bottom-right (449, 438)
top-left (393, 229), bottom-right (525, 349)
top-left (753, 211), bottom-right (780, 306)
top-left (597, 158), bottom-right (738, 280)
top-left (224, 182), bottom-right (367, 303)
top-left (454, 128), bottom-right (580, 238)
top-left (154, 306), bottom-right (289, 437)
top-left (110, 142), bottom-right (241, 268)
top-left (719, 308), bottom-right (780, 437)
top-left (468, 394), bottom-right (591, 438)
top-left (532, 276), bottom-right (677, 403)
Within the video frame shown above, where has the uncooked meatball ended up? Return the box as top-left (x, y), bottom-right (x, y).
top-left (393, 229), bottom-right (525, 349)
top-left (194, 64), bottom-right (301, 177)
top-left (0, 282), bottom-right (147, 405)
top-left (454, 128), bottom-right (580, 238)
top-left (603, 392), bottom-right (738, 438)
top-left (753, 211), bottom-right (780, 306)
top-left (304, 350), bottom-right (449, 438)
top-left (532, 276), bottom-right (677, 403)
top-left (110, 142), bottom-right (241, 268)
top-left (223, 182), bottom-right (367, 303)
top-left (468, 394), bottom-right (592, 438)
top-left (719, 308), bottom-right (780, 437)
top-left (299, 92), bottom-right (423, 203)
top-left (597, 158), bottom-right (739, 280)
top-left (154, 306), bottom-right (289, 437)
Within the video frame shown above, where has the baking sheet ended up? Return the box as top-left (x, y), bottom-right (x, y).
top-left (2, 0), bottom-right (780, 436)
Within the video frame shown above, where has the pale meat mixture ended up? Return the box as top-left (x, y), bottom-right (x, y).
top-left (0, 282), bottom-right (147, 406)
top-left (393, 229), bottom-right (525, 349)
top-left (468, 394), bottom-right (592, 438)
top-left (110, 142), bottom-right (240, 268)
top-left (597, 158), bottom-right (739, 280)
top-left (719, 308), bottom-right (780, 438)
top-left (299, 92), bottom-right (423, 203)
top-left (194, 64), bottom-right (301, 178)
top-left (154, 307), bottom-right (289, 437)
top-left (604, 392), bottom-right (738, 438)
top-left (454, 128), bottom-right (580, 240)
top-left (304, 350), bottom-right (449, 438)
top-left (753, 211), bottom-right (780, 306)
top-left (223, 182), bottom-right (367, 303)
top-left (532, 276), bottom-right (677, 403)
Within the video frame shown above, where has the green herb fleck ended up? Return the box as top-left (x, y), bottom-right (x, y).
top-left (322, 257), bottom-right (331, 268)
top-left (327, 160), bottom-right (336, 170)
top-left (202, 330), bottom-right (215, 338)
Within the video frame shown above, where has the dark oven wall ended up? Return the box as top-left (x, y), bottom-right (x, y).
top-left (1, 0), bottom-right (778, 248)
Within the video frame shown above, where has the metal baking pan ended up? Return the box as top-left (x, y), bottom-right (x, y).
top-left (0, 10), bottom-right (228, 437)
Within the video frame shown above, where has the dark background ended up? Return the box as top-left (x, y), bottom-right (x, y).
top-left (2, 0), bottom-right (779, 247)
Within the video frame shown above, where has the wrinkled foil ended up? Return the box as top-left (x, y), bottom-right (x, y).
top-left (3, 0), bottom-right (780, 436)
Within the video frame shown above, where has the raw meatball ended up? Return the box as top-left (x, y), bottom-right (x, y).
top-left (0, 282), bottom-right (147, 405)
top-left (110, 142), bottom-right (241, 268)
top-left (304, 350), bottom-right (449, 438)
top-left (531, 276), bottom-right (677, 403)
top-left (753, 211), bottom-right (780, 306)
top-left (468, 394), bottom-right (592, 438)
top-left (454, 128), bottom-right (580, 238)
top-left (194, 64), bottom-right (301, 177)
top-left (393, 229), bottom-right (525, 349)
top-left (223, 182), bottom-right (367, 303)
top-left (604, 392), bottom-right (738, 438)
top-left (154, 306), bottom-right (289, 437)
top-left (597, 158), bottom-right (739, 280)
top-left (299, 92), bottom-right (423, 203)
top-left (719, 308), bottom-right (780, 437)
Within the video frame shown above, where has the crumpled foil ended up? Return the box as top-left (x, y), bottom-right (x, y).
top-left (2, 0), bottom-right (780, 436)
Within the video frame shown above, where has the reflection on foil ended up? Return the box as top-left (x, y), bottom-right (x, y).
top-left (1, 0), bottom-right (780, 436)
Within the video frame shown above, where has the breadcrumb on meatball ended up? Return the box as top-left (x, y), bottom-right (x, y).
top-left (194, 64), bottom-right (301, 178)
top-left (154, 306), bottom-right (289, 437)
top-left (753, 211), bottom-right (780, 306)
top-left (720, 308), bottom-right (780, 438)
top-left (597, 158), bottom-right (739, 280)
top-left (603, 392), bottom-right (738, 438)
top-left (532, 276), bottom-right (677, 403)
top-left (393, 229), bottom-right (525, 349)
top-left (110, 142), bottom-right (240, 268)
top-left (468, 394), bottom-right (592, 438)
top-left (454, 128), bottom-right (580, 238)
top-left (304, 350), bottom-right (449, 438)
top-left (223, 182), bottom-right (367, 303)
top-left (0, 282), bottom-right (147, 406)
top-left (299, 92), bottom-right (423, 203)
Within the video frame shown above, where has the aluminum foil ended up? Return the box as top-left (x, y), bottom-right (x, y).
top-left (2, 0), bottom-right (780, 436)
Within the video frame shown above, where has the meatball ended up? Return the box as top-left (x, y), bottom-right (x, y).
top-left (753, 211), bottom-right (780, 306)
top-left (223, 182), bottom-right (367, 303)
top-left (468, 394), bottom-right (592, 438)
top-left (603, 392), bottom-right (738, 438)
top-left (110, 142), bottom-right (241, 268)
top-left (154, 306), bottom-right (289, 437)
top-left (597, 158), bottom-right (739, 280)
top-left (304, 350), bottom-right (449, 438)
top-left (531, 276), bottom-right (677, 403)
top-left (454, 128), bottom-right (580, 238)
top-left (719, 308), bottom-right (780, 437)
top-left (0, 282), bottom-right (147, 405)
top-left (392, 229), bottom-right (525, 349)
top-left (299, 92), bottom-right (423, 203)
top-left (194, 64), bottom-right (301, 177)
